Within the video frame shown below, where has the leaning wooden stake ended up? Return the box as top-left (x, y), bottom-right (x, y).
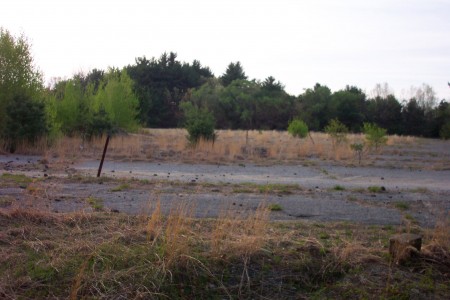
top-left (97, 134), bottom-right (111, 177)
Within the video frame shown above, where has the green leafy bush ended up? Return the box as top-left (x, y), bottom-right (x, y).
top-left (440, 122), bottom-right (450, 140)
top-left (363, 123), bottom-right (387, 151)
top-left (180, 102), bottom-right (216, 145)
top-left (325, 119), bottom-right (348, 147)
top-left (3, 94), bottom-right (48, 152)
top-left (288, 119), bottom-right (309, 138)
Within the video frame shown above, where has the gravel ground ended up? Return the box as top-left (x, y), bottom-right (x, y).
top-left (1, 154), bottom-right (449, 227)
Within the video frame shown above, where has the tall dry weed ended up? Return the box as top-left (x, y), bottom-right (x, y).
top-left (211, 203), bottom-right (269, 257)
top-left (422, 214), bottom-right (450, 260)
top-left (144, 199), bottom-right (195, 268)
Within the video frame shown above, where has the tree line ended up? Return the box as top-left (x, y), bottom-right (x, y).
top-left (1, 28), bottom-right (449, 152)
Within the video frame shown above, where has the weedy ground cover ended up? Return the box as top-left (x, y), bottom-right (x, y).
top-left (0, 203), bottom-right (448, 299)
top-left (3, 129), bottom-right (431, 169)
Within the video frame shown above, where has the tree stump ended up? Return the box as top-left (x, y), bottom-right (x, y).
top-left (389, 233), bottom-right (422, 264)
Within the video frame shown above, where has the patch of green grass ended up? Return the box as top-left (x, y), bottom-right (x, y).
top-left (383, 225), bottom-right (394, 231)
top-left (232, 188), bottom-right (254, 193)
top-left (268, 204), bottom-right (283, 211)
top-left (368, 186), bottom-right (384, 193)
top-left (111, 183), bottom-right (131, 192)
top-left (258, 183), bottom-right (299, 194)
top-left (404, 214), bottom-right (417, 223)
top-left (86, 196), bottom-right (104, 211)
top-left (1, 173), bottom-right (33, 186)
top-left (410, 187), bottom-right (429, 194)
top-left (333, 185), bottom-right (345, 191)
top-left (394, 202), bottom-right (410, 211)
top-left (319, 232), bottom-right (330, 239)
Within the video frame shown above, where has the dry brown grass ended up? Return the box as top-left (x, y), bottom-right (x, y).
top-left (422, 214), bottom-right (450, 262)
top-left (0, 129), bottom-right (424, 167)
top-left (210, 203), bottom-right (270, 258)
top-left (0, 201), bottom-right (448, 299)
top-left (387, 134), bottom-right (416, 146)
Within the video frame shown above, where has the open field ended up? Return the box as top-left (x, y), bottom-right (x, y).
top-left (5, 129), bottom-right (449, 170)
top-left (0, 129), bottom-right (449, 298)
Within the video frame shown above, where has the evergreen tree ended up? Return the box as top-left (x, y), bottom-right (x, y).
top-left (220, 61), bottom-right (247, 87)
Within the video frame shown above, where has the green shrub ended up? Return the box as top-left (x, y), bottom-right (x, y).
top-left (288, 119), bottom-right (308, 138)
top-left (3, 94), bottom-right (48, 152)
top-left (368, 186), bottom-right (384, 193)
top-left (325, 119), bottom-right (348, 147)
top-left (333, 185), bottom-right (345, 191)
top-left (440, 122), bottom-right (450, 140)
top-left (85, 107), bottom-right (113, 140)
top-left (180, 102), bottom-right (216, 145)
top-left (363, 123), bottom-right (387, 151)
top-left (350, 143), bottom-right (364, 164)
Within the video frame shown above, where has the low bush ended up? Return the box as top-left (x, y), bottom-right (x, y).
top-left (325, 119), bottom-right (348, 148)
top-left (288, 119), bottom-right (308, 138)
top-left (180, 102), bottom-right (216, 145)
top-left (363, 123), bottom-right (387, 151)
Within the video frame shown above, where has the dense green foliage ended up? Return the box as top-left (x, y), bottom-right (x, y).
top-left (180, 102), bottom-right (216, 145)
top-left (2, 28), bottom-right (450, 142)
top-left (288, 119), bottom-right (309, 138)
top-left (0, 28), bottom-right (45, 148)
top-left (126, 52), bottom-right (213, 128)
top-left (3, 94), bottom-right (48, 151)
top-left (220, 61), bottom-right (247, 87)
top-left (47, 68), bottom-right (139, 139)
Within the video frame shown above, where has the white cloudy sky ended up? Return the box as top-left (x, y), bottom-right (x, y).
top-left (2, 0), bottom-right (449, 99)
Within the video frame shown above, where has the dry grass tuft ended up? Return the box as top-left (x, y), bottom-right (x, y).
top-left (422, 214), bottom-right (450, 262)
top-left (1, 207), bottom-right (59, 224)
top-left (336, 240), bottom-right (384, 266)
top-left (211, 203), bottom-right (270, 257)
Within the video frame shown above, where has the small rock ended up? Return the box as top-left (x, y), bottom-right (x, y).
top-left (44, 173), bottom-right (48, 177)
top-left (381, 177), bottom-right (384, 180)
top-left (111, 170), bottom-right (115, 173)
top-left (111, 209), bottom-right (120, 213)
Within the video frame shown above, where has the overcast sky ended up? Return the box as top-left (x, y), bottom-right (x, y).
top-left (2, 0), bottom-right (449, 99)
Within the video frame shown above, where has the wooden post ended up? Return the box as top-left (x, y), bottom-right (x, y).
top-left (97, 134), bottom-right (111, 177)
